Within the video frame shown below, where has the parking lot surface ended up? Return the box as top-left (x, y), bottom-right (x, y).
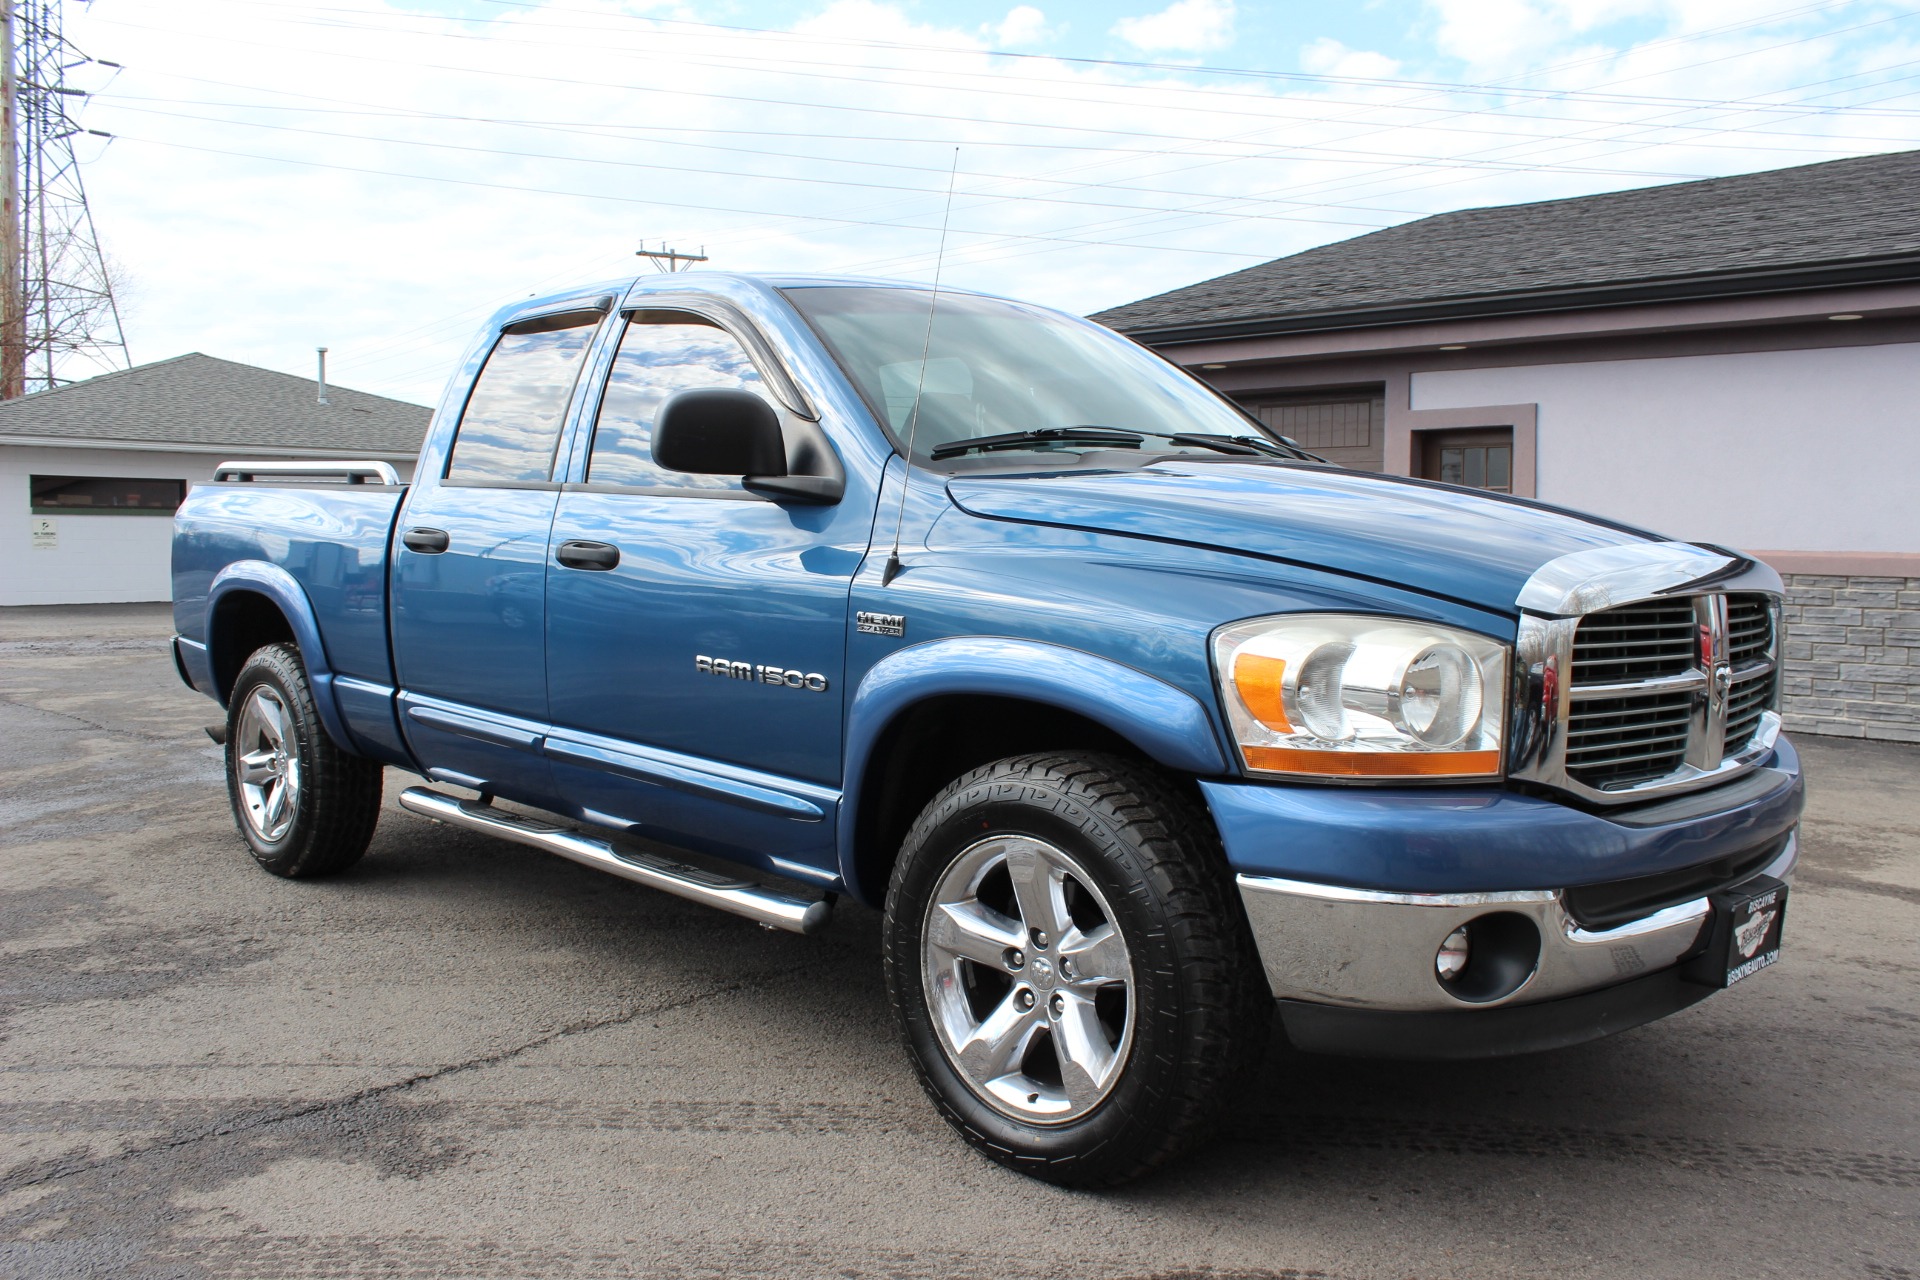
top-left (1, 603), bottom-right (1915, 1280)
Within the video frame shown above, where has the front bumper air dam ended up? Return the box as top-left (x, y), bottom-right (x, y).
top-left (1236, 829), bottom-right (1796, 1059)
top-left (1276, 966), bottom-right (1719, 1061)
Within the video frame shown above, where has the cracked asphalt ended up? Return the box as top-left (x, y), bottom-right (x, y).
top-left (1, 602), bottom-right (1916, 1280)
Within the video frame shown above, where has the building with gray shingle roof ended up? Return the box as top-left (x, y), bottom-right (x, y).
top-left (2, 354), bottom-right (429, 608)
top-left (1095, 148), bottom-right (1920, 341)
top-left (1095, 146), bottom-right (1920, 743)
top-left (0, 353), bottom-right (429, 456)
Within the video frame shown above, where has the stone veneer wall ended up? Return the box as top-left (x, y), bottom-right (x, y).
top-left (1779, 574), bottom-right (1920, 743)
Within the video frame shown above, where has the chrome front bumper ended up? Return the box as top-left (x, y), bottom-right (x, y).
top-left (1236, 830), bottom-right (1797, 1014)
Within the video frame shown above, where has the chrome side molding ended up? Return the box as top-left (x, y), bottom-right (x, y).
top-left (397, 786), bottom-right (833, 935)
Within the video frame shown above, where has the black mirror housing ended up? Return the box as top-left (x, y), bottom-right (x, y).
top-left (653, 388), bottom-right (787, 478)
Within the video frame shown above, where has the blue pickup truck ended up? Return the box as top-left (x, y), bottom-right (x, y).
top-left (172, 272), bottom-right (1802, 1185)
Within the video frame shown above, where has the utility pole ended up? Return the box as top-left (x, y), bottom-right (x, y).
top-left (636, 241), bottom-right (708, 273)
top-left (1, 1), bottom-right (22, 399)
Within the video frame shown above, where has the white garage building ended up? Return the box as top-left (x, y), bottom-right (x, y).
top-left (1097, 148), bottom-right (1920, 741)
top-left (1, 354), bottom-right (428, 607)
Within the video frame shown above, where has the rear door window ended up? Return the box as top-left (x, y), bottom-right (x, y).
top-left (444, 310), bottom-right (602, 484)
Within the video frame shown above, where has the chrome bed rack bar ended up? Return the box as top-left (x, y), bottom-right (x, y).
top-left (212, 460), bottom-right (401, 485)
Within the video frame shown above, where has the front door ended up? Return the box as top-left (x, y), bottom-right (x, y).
top-left (390, 308), bottom-right (603, 800)
top-left (542, 310), bottom-right (862, 875)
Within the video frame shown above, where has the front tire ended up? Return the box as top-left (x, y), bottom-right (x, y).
top-left (883, 753), bottom-right (1268, 1187)
top-left (224, 642), bottom-right (382, 878)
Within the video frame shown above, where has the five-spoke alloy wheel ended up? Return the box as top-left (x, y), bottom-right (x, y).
top-left (234, 684), bottom-right (301, 844)
top-left (884, 753), bottom-right (1269, 1187)
top-left (923, 834), bottom-right (1135, 1124)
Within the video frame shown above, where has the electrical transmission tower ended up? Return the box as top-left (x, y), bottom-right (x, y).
top-left (2, 0), bottom-right (126, 398)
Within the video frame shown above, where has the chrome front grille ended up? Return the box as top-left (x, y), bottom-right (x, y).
top-left (1511, 543), bottom-right (1785, 805)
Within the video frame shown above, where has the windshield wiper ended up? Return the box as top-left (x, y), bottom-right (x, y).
top-left (1146, 430), bottom-right (1315, 460)
top-left (927, 425), bottom-right (1317, 463)
top-left (929, 427), bottom-right (1145, 460)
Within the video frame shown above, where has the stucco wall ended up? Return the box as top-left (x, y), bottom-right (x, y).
top-left (2, 446), bottom-right (414, 607)
top-left (1409, 341), bottom-right (1920, 555)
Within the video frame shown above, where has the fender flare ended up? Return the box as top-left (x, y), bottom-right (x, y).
top-left (837, 636), bottom-right (1230, 898)
top-left (205, 561), bottom-right (355, 751)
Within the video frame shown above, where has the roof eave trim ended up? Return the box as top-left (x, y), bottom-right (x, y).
top-left (0, 435), bottom-right (420, 459)
top-left (1108, 253), bottom-right (1920, 345)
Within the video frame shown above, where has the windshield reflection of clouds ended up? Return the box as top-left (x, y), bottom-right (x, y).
top-left (446, 325), bottom-right (597, 483)
top-left (791, 288), bottom-right (1255, 458)
top-left (588, 319), bottom-right (771, 489)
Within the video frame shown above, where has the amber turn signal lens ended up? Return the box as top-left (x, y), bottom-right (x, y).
top-left (1232, 653), bottom-right (1291, 732)
top-left (1240, 746), bottom-right (1501, 777)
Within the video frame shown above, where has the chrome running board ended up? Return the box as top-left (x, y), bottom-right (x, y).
top-left (397, 786), bottom-right (833, 935)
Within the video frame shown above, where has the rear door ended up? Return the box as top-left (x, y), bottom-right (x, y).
top-left (390, 307), bottom-right (604, 801)
top-left (541, 307), bottom-right (861, 876)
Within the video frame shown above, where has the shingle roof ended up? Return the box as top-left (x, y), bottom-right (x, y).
top-left (1094, 148), bottom-right (1920, 338)
top-left (0, 353), bottom-right (430, 454)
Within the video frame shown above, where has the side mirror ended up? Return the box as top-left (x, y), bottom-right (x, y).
top-left (653, 388), bottom-right (788, 478)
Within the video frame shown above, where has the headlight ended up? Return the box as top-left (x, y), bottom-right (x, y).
top-left (1212, 615), bottom-right (1508, 779)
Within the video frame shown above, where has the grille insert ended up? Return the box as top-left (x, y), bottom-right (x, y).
top-left (1727, 594), bottom-right (1771, 664)
top-left (1570, 599), bottom-right (1696, 686)
top-left (1724, 593), bottom-right (1776, 751)
top-left (1564, 690), bottom-right (1694, 790)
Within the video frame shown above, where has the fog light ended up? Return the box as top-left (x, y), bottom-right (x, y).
top-left (1436, 926), bottom-right (1471, 982)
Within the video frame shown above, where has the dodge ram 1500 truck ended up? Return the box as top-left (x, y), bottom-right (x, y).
top-left (172, 272), bottom-right (1803, 1186)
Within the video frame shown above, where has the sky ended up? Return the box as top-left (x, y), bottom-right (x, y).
top-left (53, 0), bottom-right (1920, 405)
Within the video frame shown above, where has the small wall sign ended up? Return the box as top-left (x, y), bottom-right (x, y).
top-left (31, 517), bottom-right (57, 550)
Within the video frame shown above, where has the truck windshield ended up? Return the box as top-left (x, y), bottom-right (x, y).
top-left (787, 286), bottom-right (1289, 465)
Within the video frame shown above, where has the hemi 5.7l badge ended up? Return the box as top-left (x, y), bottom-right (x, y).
top-left (696, 655), bottom-right (829, 692)
top-left (856, 611), bottom-right (907, 637)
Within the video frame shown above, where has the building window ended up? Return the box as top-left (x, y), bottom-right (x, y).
top-left (30, 475), bottom-right (186, 515)
top-left (1242, 385), bottom-right (1386, 471)
top-left (1417, 428), bottom-right (1513, 493)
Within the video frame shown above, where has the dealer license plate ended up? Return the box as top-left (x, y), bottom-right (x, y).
top-left (1720, 880), bottom-right (1787, 987)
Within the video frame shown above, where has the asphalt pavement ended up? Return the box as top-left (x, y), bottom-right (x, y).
top-left (1, 603), bottom-right (1915, 1280)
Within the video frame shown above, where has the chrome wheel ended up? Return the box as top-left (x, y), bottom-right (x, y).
top-left (922, 834), bottom-right (1135, 1125)
top-left (233, 684), bottom-right (300, 843)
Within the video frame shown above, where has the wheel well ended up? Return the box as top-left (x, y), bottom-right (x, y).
top-left (851, 695), bottom-right (1194, 906)
top-left (209, 591), bottom-right (297, 702)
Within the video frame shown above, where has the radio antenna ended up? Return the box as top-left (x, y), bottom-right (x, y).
top-left (882, 148), bottom-right (961, 588)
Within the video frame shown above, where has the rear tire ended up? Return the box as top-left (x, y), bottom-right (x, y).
top-left (882, 752), bottom-right (1269, 1187)
top-left (224, 642), bottom-right (382, 878)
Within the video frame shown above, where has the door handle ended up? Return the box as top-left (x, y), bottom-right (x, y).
top-left (555, 540), bottom-right (621, 571)
top-left (403, 527), bottom-right (450, 554)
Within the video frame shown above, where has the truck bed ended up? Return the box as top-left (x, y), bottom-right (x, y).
top-left (172, 480), bottom-right (407, 689)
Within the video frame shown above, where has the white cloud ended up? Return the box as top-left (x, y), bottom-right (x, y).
top-left (1299, 37), bottom-right (1402, 81)
top-left (994, 6), bottom-right (1053, 46)
top-left (48, 0), bottom-right (1915, 403)
top-left (1112, 0), bottom-right (1236, 55)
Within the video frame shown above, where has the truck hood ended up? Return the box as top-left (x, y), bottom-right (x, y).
top-left (945, 461), bottom-right (1659, 615)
